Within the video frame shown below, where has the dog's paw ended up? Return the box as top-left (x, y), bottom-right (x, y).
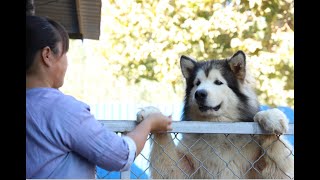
top-left (136, 106), bottom-right (161, 123)
top-left (253, 108), bottom-right (289, 135)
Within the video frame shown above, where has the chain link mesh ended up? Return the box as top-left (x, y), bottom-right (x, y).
top-left (96, 132), bottom-right (294, 179)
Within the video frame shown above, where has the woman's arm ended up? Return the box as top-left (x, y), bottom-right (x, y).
top-left (126, 113), bottom-right (172, 156)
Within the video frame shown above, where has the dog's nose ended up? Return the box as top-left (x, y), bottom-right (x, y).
top-left (195, 90), bottom-right (207, 101)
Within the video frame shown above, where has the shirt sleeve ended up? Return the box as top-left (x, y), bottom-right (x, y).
top-left (53, 97), bottom-right (137, 172)
top-left (120, 136), bottom-right (137, 171)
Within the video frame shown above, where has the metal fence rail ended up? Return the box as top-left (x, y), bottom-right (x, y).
top-left (100, 120), bottom-right (294, 135)
top-left (96, 120), bottom-right (294, 179)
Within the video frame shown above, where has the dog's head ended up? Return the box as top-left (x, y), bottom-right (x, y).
top-left (180, 50), bottom-right (259, 122)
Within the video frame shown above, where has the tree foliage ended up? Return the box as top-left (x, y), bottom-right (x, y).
top-left (98, 0), bottom-right (294, 107)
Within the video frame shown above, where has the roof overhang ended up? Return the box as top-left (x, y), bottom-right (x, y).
top-left (33, 0), bottom-right (101, 40)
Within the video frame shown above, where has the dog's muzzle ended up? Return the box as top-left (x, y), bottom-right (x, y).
top-left (195, 90), bottom-right (222, 112)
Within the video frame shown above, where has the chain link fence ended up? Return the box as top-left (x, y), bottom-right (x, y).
top-left (96, 120), bottom-right (294, 179)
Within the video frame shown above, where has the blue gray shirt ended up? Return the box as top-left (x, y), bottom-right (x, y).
top-left (26, 88), bottom-right (136, 179)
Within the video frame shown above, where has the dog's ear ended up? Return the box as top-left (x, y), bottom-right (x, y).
top-left (180, 55), bottom-right (196, 79)
top-left (228, 50), bottom-right (246, 81)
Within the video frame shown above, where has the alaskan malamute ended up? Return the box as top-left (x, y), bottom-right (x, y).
top-left (137, 51), bottom-right (294, 179)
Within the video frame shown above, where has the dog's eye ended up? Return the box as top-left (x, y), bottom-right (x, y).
top-left (214, 80), bottom-right (223, 85)
top-left (196, 80), bottom-right (201, 86)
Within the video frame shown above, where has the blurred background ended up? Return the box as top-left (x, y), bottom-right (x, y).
top-left (53, 0), bottom-right (293, 111)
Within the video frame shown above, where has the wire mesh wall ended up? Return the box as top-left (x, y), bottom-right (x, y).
top-left (95, 120), bottom-right (294, 179)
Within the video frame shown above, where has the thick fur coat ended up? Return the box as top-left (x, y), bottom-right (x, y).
top-left (137, 51), bottom-right (294, 179)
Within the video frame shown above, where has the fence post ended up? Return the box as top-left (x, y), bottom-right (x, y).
top-left (120, 133), bottom-right (131, 179)
top-left (120, 170), bottom-right (131, 179)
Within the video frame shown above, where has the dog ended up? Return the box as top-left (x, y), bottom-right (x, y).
top-left (137, 50), bottom-right (294, 179)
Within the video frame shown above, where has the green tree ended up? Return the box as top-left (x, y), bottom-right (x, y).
top-left (98, 0), bottom-right (294, 108)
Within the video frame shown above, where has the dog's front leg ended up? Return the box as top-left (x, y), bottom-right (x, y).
top-left (150, 133), bottom-right (187, 179)
top-left (137, 106), bottom-right (185, 179)
top-left (253, 108), bottom-right (294, 179)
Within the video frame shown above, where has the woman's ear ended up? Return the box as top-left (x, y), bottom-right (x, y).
top-left (41, 46), bottom-right (54, 67)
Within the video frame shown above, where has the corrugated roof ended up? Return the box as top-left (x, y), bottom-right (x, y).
top-left (34, 0), bottom-right (101, 40)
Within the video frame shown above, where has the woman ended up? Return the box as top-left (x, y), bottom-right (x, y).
top-left (26, 15), bottom-right (172, 179)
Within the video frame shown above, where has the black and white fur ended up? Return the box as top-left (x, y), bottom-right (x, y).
top-left (137, 51), bottom-right (294, 179)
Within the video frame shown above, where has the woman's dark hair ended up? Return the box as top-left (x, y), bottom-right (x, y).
top-left (26, 15), bottom-right (69, 72)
